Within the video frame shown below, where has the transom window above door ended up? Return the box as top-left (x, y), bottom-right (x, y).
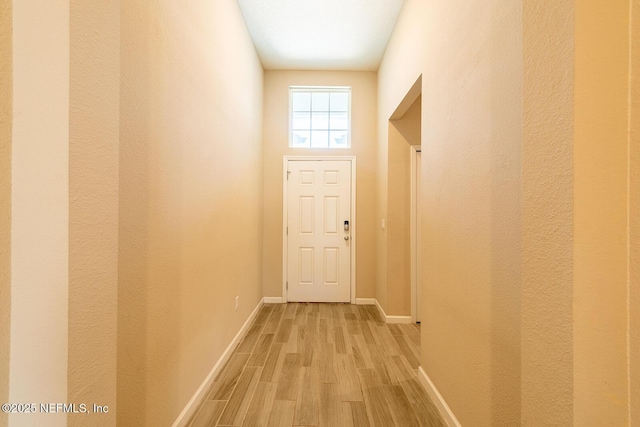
top-left (289, 86), bottom-right (351, 149)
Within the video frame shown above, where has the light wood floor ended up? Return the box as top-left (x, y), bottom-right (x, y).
top-left (188, 303), bottom-right (445, 427)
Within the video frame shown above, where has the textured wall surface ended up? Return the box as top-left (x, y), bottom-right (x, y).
top-left (521, 2), bottom-right (574, 425)
top-left (117, 1), bottom-right (264, 425)
top-left (375, 4), bottom-right (426, 317)
top-left (9, 2), bottom-right (70, 425)
top-left (262, 71), bottom-right (377, 300)
top-left (379, 0), bottom-right (522, 424)
top-left (0, 2), bottom-right (11, 426)
top-left (68, 1), bottom-right (120, 425)
top-left (573, 1), bottom-right (630, 424)
top-left (386, 97), bottom-right (420, 316)
top-left (630, 0), bottom-right (640, 423)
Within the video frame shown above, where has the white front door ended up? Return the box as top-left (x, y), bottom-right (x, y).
top-left (286, 160), bottom-right (351, 302)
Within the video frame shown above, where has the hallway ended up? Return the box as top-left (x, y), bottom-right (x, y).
top-left (2, 1), bottom-right (639, 426)
top-left (189, 303), bottom-right (444, 427)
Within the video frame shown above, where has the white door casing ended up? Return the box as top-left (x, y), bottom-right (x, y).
top-left (416, 150), bottom-right (422, 322)
top-left (411, 147), bottom-right (422, 323)
top-left (283, 157), bottom-right (355, 302)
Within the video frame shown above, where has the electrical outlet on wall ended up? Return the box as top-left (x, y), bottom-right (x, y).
top-left (235, 296), bottom-right (239, 311)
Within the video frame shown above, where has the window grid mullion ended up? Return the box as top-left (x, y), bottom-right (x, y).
top-left (327, 93), bottom-right (331, 139)
top-left (309, 92), bottom-right (313, 144)
top-left (290, 87), bottom-right (350, 149)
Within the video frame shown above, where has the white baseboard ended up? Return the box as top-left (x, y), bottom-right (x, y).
top-left (386, 315), bottom-right (412, 324)
top-left (355, 298), bottom-right (376, 305)
top-left (172, 298), bottom-right (265, 427)
top-left (374, 299), bottom-right (412, 324)
top-left (263, 297), bottom-right (284, 303)
top-left (418, 366), bottom-right (461, 427)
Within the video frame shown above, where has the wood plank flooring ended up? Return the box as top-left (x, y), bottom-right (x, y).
top-left (188, 303), bottom-right (445, 427)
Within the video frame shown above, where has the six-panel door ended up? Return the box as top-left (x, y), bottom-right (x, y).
top-left (287, 160), bottom-right (351, 302)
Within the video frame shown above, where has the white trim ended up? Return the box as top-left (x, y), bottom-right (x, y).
top-left (386, 315), bottom-right (413, 324)
top-left (263, 297), bottom-right (284, 304)
top-left (418, 366), bottom-right (461, 427)
top-left (410, 146), bottom-right (421, 323)
top-left (282, 157), bottom-right (288, 302)
top-left (355, 298), bottom-right (376, 305)
top-left (282, 156), bottom-right (357, 304)
top-left (374, 299), bottom-right (412, 324)
top-left (172, 299), bottom-right (265, 427)
top-left (349, 158), bottom-right (357, 304)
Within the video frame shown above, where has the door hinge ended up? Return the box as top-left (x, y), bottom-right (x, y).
top-left (286, 281), bottom-right (288, 290)
top-left (286, 226), bottom-right (288, 235)
top-left (287, 170), bottom-right (291, 180)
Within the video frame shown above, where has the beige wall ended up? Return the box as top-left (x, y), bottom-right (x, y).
top-left (117, 1), bottom-right (264, 425)
top-left (379, 0), bottom-right (522, 425)
top-left (68, 1), bottom-right (120, 425)
top-left (0, 1), bottom-right (11, 426)
top-left (522, 2), bottom-right (574, 425)
top-left (9, 2), bottom-right (70, 426)
top-left (385, 97), bottom-right (420, 316)
top-left (381, 1), bottom-right (638, 425)
top-left (2, 2), bottom-right (635, 426)
top-left (573, 1), bottom-right (630, 424)
top-left (262, 71), bottom-right (377, 300)
top-left (630, 0), bottom-right (640, 423)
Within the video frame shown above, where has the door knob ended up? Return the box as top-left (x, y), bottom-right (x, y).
top-left (344, 236), bottom-right (349, 240)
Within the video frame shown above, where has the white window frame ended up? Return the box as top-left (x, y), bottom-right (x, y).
top-left (289, 86), bottom-right (352, 149)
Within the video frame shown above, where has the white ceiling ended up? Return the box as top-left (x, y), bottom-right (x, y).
top-left (236, 0), bottom-right (405, 71)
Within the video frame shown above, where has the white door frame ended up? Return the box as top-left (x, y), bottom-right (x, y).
top-left (410, 146), bottom-right (421, 323)
top-left (283, 156), bottom-right (357, 304)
